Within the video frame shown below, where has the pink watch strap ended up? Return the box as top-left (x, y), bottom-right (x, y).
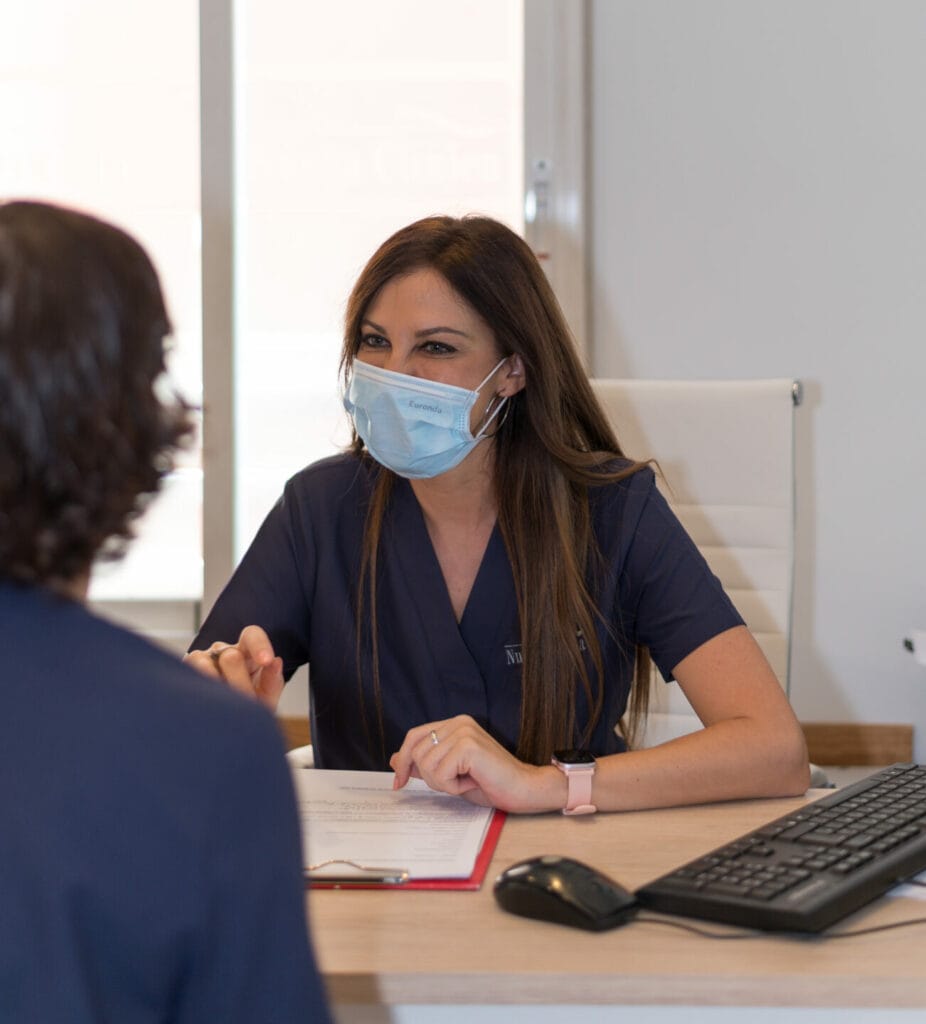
top-left (557, 765), bottom-right (602, 819)
top-left (562, 767), bottom-right (596, 815)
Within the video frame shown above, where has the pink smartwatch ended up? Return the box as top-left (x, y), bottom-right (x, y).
top-left (552, 749), bottom-right (597, 815)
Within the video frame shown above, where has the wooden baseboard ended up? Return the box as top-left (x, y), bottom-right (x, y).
top-left (280, 715), bottom-right (915, 766)
top-left (279, 715), bottom-right (311, 751)
top-left (800, 722), bottom-right (914, 766)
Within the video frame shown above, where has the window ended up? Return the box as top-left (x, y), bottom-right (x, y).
top-left (235, 0), bottom-right (524, 554)
top-left (3, 2), bottom-right (523, 661)
top-left (1, 1), bottom-right (202, 620)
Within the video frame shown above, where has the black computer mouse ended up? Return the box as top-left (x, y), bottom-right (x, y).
top-left (493, 854), bottom-right (639, 931)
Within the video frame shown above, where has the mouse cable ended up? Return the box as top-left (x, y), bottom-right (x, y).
top-left (634, 911), bottom-right (926, 941)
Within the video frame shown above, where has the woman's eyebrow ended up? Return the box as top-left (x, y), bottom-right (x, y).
top-left (361, 317), bottom-right (471, 340)
top-left (415, 326), bottom-right (471, 339)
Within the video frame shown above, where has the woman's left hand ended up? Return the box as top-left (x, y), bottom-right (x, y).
top-left (389, 715), bottom-right (566, 814)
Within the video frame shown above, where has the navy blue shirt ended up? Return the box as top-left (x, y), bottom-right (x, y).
top-left (195, 454), bottom-right (742, 770)
top-left (1, 581), bottom-right (330, 1024)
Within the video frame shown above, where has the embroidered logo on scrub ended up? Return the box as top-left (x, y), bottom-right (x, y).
top-left (504, 631), bottom-right (587, 666)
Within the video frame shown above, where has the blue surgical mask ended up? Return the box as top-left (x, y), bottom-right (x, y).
top-left (343, 359), bottom-right (508, 479)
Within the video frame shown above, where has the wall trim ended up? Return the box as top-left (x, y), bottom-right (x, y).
top-left (199, 0), bottom-right (237, 613)
top-left (523, 0), bottom-right (588, 361)
top-left (282, 717), bottom-right (915, 768)
top-left (801, 722), bottom-right (914, 766)
top-left (279, 716), bottom-right (311, 752)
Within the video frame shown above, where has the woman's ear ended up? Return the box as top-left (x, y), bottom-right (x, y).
top-left (500, 354), bottom-right (526, 396)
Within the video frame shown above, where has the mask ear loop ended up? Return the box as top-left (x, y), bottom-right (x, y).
top-left (474, 355), bottom-right (520, 438)
top-left (475, 357), bottom-right (510, 392)
top-left (476, 393), bottom-right (512, 439)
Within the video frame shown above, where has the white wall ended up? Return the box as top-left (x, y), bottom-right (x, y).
top-left (588, 0), bottom-right (926, 758)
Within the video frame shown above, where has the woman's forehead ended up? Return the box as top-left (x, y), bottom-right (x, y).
top-left (365, 268), bottom-right (489, 334)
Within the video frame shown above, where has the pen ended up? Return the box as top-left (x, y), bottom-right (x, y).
top-left (305, 858), bottom-right (409, 885)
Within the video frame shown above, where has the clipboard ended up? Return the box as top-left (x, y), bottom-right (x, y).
top-left (307, 809), bottom-right (506, 891)
top-left (294, 769), bottom-right (506, 891)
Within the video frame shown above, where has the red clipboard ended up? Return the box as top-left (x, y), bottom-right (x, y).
top-left (308, 809), bottom-right (506, 891)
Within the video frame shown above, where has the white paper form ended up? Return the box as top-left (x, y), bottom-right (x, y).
top-left (292, 769), bottom-right (495, 881)
top-left (886, 869), bottom-right (926, 901)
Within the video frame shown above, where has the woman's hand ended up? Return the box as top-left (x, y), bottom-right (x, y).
top-left (184, 625), bottom-right (285, 710)
top-left (389, 715), bottom-right (566, 814)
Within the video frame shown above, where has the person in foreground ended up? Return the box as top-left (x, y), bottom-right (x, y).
top-left (0, 201), bottom-right (330, 1022)
top-left (188, 214), bottom-right (809, 815)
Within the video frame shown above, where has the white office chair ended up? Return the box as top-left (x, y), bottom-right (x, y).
top-left (589, 378), bottom-right (803, 751)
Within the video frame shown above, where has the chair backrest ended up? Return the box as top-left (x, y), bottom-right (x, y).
top-left (589, 378), bottom-right (799, 747)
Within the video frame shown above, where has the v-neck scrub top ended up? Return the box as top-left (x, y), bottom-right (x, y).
top-left (193, 454), bottom-right (743, 769)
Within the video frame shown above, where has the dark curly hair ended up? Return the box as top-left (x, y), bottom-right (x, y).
top-left (0, 200), bottom-right (194, 590)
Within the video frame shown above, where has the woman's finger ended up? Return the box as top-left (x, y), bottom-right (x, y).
top-left (390, 720), bottom-right (452, 787)
top-left (210, 644), bottom-right (259, 700)
top-left (183, 647), bottom-right (225, 679)
top-left (237, 625), bottom-right (278, 669)
top-left (253, 655), bottom-right (285, 709)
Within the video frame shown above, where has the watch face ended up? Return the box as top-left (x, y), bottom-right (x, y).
top-left (553, 748), bottom-right (596, 765)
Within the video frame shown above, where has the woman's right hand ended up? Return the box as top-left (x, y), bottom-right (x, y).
top-left (184, 625), bottom-right (285, 710)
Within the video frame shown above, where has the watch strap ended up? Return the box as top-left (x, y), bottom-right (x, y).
top-left (552, 754), bottom-right (597, 815)
top-left (562, 768), bottom-right (596, 815)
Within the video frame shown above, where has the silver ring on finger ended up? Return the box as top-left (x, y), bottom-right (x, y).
top-left (429, 729), bottom-right (439, 746)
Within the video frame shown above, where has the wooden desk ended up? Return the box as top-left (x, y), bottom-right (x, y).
top-left (307, 792), bottom-right (926, 1022)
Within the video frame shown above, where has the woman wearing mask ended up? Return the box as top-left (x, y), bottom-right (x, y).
top-left (188, 215), bottom-right (809, 814)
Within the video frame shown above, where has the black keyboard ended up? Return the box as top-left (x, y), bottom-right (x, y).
top-left (635, 763), bottom-right (926, 932)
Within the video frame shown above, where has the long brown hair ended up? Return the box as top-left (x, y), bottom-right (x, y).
top-left (340, 215), bottom-right (650, 764)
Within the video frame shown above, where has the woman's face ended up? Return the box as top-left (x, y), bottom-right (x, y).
top-left (356, 266), bottom-right (502, 392)
top-left (355, 267), bottom-right (525, 435)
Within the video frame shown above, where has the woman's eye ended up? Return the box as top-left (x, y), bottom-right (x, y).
top-left (421, 341), bottom-right (455, 355)
top-left (360, 333), bottom-right (389, 349)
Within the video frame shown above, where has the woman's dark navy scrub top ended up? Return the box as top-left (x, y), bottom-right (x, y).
top-left (193, 454), bottom-right (743, 769)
